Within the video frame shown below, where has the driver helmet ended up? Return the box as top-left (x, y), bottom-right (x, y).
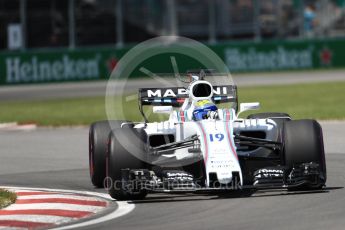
top-left (193, 100), bottom-right (218, 121)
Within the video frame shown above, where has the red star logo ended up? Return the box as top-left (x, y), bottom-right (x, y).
top-left (107, 57), bottom-right (118, 73)
top-left (319, 48), bottom-right (332, 65)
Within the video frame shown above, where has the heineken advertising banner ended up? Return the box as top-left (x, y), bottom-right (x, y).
top-left (0, 48), bottom-right (128, 85)
top-left (217, 39), bottom-right (345, 72)
top-left (0, 38), bottom-right (344, 85)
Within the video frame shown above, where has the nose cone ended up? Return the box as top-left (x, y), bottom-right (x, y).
top-left (217, 171), bottom-right (233, 185)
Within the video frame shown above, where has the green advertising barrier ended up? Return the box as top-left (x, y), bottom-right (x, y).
top-left (0, 47), bottom-right (129, 84)
top-left (0, 38), bottom-right (344, 85)
top-left (214, 39), bottom-right (345, 72)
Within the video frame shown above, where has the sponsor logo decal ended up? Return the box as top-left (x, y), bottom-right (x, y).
top-left (225, 46), bottom-right (313, 71)
top-left (146, 86), bottom-right (229, 98)
top-left (5, 55), bottom-right (101, 83)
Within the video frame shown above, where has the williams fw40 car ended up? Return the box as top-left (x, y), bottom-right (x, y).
top-left (89, 70), bottom-right (326, 200)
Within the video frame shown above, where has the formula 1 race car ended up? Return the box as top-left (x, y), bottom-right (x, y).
top-left (89, 70), bottom-right (326, 200)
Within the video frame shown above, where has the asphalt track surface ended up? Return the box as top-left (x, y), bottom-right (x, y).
top-left (0, 121), bottom-right (345, 230)
top-left (1, 69), bottom-right (345, 101)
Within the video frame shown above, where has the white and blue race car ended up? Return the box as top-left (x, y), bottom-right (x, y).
top-left (89, 70), bottom-right (326, 200)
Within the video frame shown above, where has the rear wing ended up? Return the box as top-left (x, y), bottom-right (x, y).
top-left (138, 85), bottom-right (238, 121)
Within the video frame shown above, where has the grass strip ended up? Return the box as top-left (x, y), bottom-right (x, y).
top-left (0, 189), bottom-right (16, 209)
top-left (0, 81), bottom-right (344, 126)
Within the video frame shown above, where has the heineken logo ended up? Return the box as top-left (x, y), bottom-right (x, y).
top-left (225, 46), bottom-right (313, 71)
top-left (6, 55), bottom-right (101, 83)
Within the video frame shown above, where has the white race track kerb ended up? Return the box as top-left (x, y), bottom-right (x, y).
top-left (4, 186), bottom-right (135, 229)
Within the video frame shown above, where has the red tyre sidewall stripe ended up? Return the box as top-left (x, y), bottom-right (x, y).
top-left (89, 129), bottom-right (94, 178)
top-left (106, 136), bottom-right (110, 189)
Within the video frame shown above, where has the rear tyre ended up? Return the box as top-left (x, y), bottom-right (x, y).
top-left (89, 120), bottom-right (130, 188)
top-left (107, 127), bottom-right (148, 200)
top-left (283, 119), bottom-right (327, 189)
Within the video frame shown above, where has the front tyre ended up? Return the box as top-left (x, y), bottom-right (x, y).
top-left (89, 120), bottom-right (130, 188)
top-left (283, 119), bottom-right (327, 189)
top-left (107, 127), bottom-right (147, 200)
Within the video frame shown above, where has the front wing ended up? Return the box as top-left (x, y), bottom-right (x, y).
top-left (113, 162), bottom-right (324, 195)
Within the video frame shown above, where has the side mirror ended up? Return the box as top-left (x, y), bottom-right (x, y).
top-left (153, 106), bottom-right (173, 114)
top-left (237, 102), bottom-right (260, 116)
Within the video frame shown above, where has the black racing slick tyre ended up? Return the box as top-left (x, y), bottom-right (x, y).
top-left (107, 127), bottom-right (147, 200)
top-left (283, 119), bottom-right (327, 189)
top-left (89, 120), bottom-right (130, 188)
